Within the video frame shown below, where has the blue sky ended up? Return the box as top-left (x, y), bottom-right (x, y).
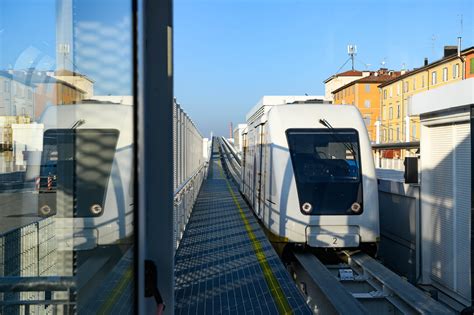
top-left (0, 0), bottom-right (131, 95)
top-left (174, 0), bottom-right (473, 136)
top-left (1, 1), bottom-right (472, 136)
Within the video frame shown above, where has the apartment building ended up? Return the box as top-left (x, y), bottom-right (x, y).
top-left (332, 69), bottom-right (400, 142)
top-left (378, 45), bottom-right (474, 145)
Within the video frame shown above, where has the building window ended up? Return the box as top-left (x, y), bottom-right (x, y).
top-left (453, 63), bottom-right (459, 78)
top-left (383, 89), bottom-right (387, 99)
top-left (432, 71), bottom-right (437, 85)
top-left (383, 129), bottom-right (387, 142)
top-left (396, 127), bottom-right (400, 141)
top-left (364, 100), bottom-right (371, 108)
top-left (389, 128), bottom-right (393, 141)
top-left (389, 87), bottom-right (393, 97)
top-left (404, 81), bottom-right (409, 93)
top-left (364, 115), bottom-right (371, 127)
top-left (389, 107), bottom-right (393, 119)
top-left (4, 81), bottom-right (10, 93)
top-left (352, 85), bottom-right (355, 94)
top-left (397, 83), bottom-right (400, 96)
top-left (413, 78), bottom-right (416, 90)
top-left (442, 67), bottom-right (448, 82)
top-left (422, 75), bottom-right (425, 88)
top-left (397, 104), bottom-right (400, 118)
top-left (365, 84), bottom-right (370, 92)
top-left (412, 125), bottom-right (417, 139)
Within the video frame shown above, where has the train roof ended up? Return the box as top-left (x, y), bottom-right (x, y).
top-left (246, 95), bottom-right (327, 124)
top-left (38, 103), bottom-right (133, 148)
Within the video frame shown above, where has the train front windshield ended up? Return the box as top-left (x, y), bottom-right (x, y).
top-left (286, 128), bottom-right (363, 215)
top-left (39, 129), bottom-right (119, 217)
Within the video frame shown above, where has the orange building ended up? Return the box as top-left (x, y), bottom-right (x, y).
top-left (332, 69), bottom-right (400, 142)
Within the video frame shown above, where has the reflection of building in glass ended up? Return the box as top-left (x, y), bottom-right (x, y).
top-left (56, 0), bottom-right (132, 96)
top-left (0, 116), bottom-right (30, 151)
top-left (9, 70), bottom-right (87, 119)
top-left (74, 17), bottom-right (131, 95)
top-left (52, 69), bottom-right (94, 99)
top-left (0, 70), bottom-right (35, 117)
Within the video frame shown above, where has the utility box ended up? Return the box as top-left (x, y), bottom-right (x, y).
top-left (410, 78), bottom-right (474, 307)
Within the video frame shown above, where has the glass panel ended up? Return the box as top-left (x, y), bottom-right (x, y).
top-left (0, 0), bottom-right (134, 313)
top-left (286, 129), bottom-right (363, 215)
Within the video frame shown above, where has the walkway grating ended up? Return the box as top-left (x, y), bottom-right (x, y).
top-left (175, 147), bottom-right (311, 314)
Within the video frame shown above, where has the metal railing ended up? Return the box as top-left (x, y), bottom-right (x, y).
top-left (173, 100), bottom-right (207, 252)
top-left (0, 217), bottom-right (76, 314)
top-left (219, 137), bottom-right (241, 186)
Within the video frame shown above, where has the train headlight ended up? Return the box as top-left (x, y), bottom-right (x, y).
top-left (351, 202), bottom-right (361, 213)
top-left (301, 202), bottom-right (313, 214)
top-left (90, 204), bottom-right (103, 216)
top-left (39, 205), bottom-right (52, 216)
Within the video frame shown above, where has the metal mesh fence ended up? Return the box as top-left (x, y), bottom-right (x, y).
top-left (173, 100), bottom-right (207, 252)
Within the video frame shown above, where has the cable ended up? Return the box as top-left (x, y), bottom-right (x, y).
top-left (334, 57), bottom-right (352, 75)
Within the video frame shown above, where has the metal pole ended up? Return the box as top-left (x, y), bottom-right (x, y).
top-left (139, 0), bottom-right (174, 313)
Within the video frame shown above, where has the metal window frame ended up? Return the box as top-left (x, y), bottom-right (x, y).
top-left (136, 0), bottom-right (175, 313)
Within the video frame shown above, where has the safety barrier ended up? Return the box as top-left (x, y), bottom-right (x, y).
top-left (0, 217), bottom-right (75, 314)
top-left (173, 100), bottom-right (207, 251)
top-left (218, 137), bottom-right (241, 186)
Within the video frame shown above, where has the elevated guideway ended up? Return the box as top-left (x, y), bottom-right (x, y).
top-left (218, 136), bottom-right (455, 315)
top-left (174, 139), bottom-right (311, 314)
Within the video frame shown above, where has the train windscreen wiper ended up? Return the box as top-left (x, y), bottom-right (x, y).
top-left (318, 119), bottom-right (357, 159)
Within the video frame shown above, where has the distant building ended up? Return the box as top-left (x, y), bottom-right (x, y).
top-left (378, 45), bottom-right (474, 147)
top-left (0, 116), bottom-right (31, 151)
top-left (323, 70), bottom-right (371, 102)
top-left (332, 69), bottom-right (401, 142)
top-left (0, 71), bottom-right (36, 118)
top-left (51, 69), bottom-right (94, 99)
top-left (8, 70), bottom-right (87, 120)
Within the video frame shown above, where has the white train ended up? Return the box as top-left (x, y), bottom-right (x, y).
top-left (27, 103), bottom-right (134, 250)
top-left (241, 102), bottom-right (379, 250)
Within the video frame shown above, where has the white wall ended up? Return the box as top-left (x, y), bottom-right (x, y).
top-left (12, 123), bottom-right (44, 166)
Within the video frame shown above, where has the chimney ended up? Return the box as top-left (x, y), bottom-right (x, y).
top-left (424, 58), bottom-right (428, 66)
top-left (443, 45), bottom-right (457, 58)
top-left (458, 37), bottom-right (462, 57)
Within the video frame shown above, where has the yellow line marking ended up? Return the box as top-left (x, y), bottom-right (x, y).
top-left (97, 265), bottom-right (133, 315)
top-left (217, 157), bottom-right (293, 315)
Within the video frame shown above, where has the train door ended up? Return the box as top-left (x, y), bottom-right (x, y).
top-left (241, 132), bottom-right (247, 192)
top-left (251, 128), bottom-right (257, 209)
top-left (254, 124), bottom-right (265, 218)
top-left (257, 124), bottom-right (267, 219)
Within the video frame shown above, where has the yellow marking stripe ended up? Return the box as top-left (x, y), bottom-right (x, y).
top-left (97, 265), bottom-right (133, 315)
top-left (218, 158), bottom-right (293, 315)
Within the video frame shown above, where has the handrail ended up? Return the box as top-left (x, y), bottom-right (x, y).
top-left (0, 276), bottom-right (76, 292)
top-left (173, 162), bottom-right (207, 197)
top-left (221, 137), bottom-right (241, 166)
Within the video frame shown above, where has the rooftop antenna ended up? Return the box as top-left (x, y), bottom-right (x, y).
top-left (347, 45), bottom-right (357, 71)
